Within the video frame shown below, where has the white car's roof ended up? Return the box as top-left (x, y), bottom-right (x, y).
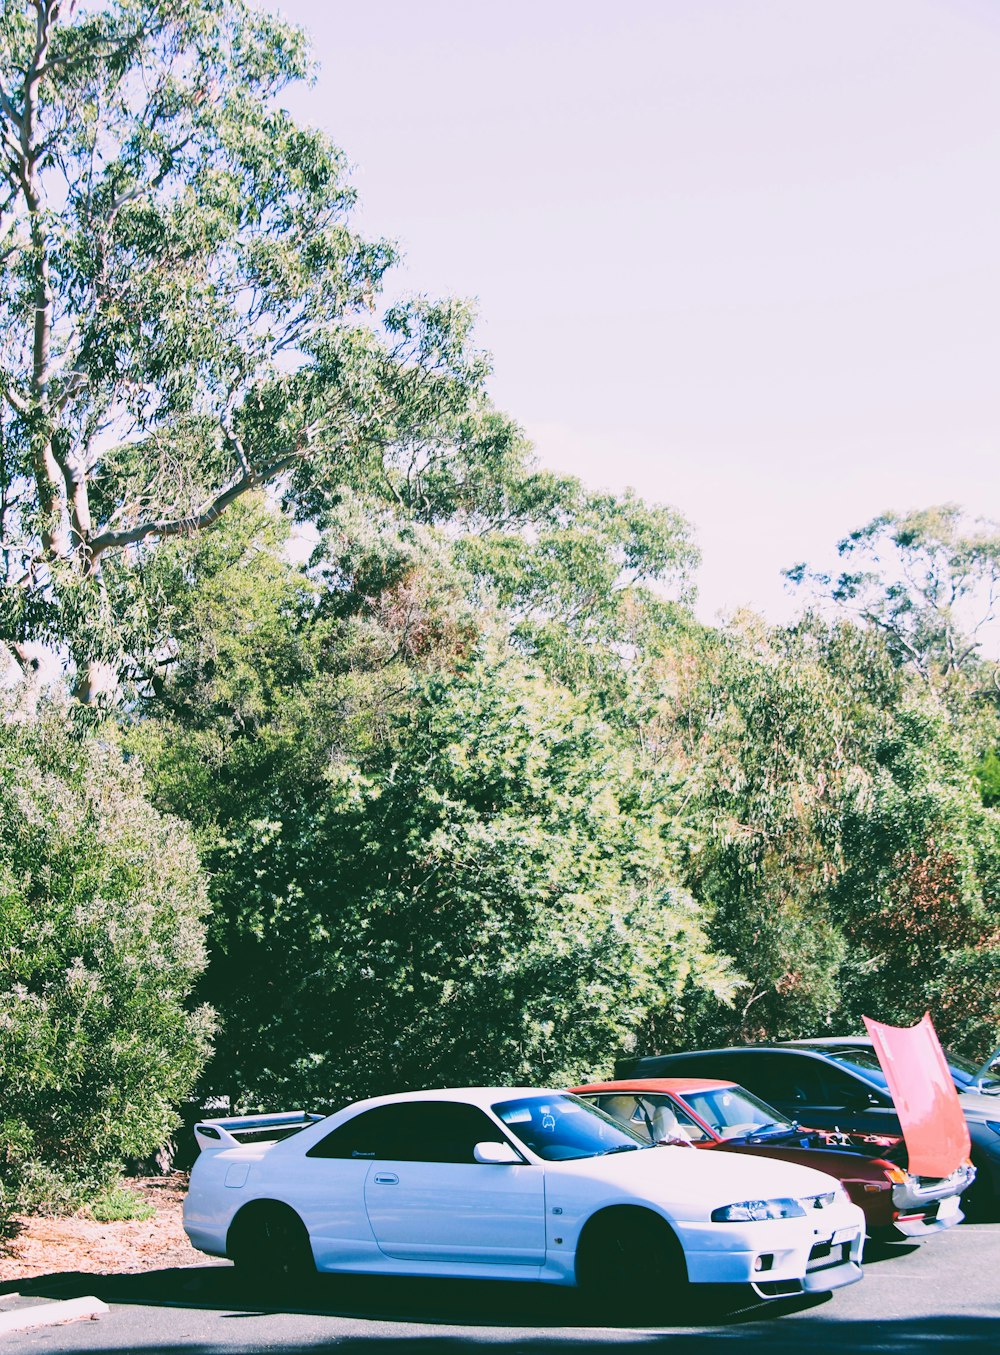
top-left (341, 1087), bottom-right (570, 1113)
top-left (301, 1087), bottom-right (854, 1203)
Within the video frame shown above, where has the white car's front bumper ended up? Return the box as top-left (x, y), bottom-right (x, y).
top-left (674, 1202), bottom-right (865, 1296)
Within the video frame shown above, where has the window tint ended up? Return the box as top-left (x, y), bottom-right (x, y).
top-left (643, 1051), bottom-right (866, 1109)
top-left (944, 1048), bottom-right (1000, 1093)
top-left (823, 1049), bottom-right (891, 1092)
top-left (494, 1093), bottom-right (648, 1161)
top-left (819, 1062), bottom-right (886, 1103)
top-left (746, 1054), bottom-right (831, 1105)
top-left (308, 1101), bottom-right (511, 1163)
top-left (660, 1053), bottom-right (778, 1094)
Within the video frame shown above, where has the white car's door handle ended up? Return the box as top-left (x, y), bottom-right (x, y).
top-left (373, 1172), bottom-right (399, 1184)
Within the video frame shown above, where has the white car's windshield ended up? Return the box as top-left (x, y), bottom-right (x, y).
top-left (682, 1086), bottom-right (794, 1141)
top-left (492, 1094), bottom-right (651, 1161)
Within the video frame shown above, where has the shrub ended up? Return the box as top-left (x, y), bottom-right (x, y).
top-left (85, 1185), bottom-right (157, 1224)
top-left (0, 711), bottom-right (214, 1213)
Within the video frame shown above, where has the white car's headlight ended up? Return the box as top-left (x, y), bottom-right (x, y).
top-left (803, 1187), bottom-right (850, 1210)
top-left (711, 1197), bottom-right (807, 1222)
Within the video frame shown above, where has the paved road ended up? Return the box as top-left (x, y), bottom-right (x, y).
top-left (2, 1222), bottom-right (999, 1353)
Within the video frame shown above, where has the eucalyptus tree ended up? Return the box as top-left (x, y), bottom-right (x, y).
top-left (0, 0), bottom-right (520, 700)
top-left (784, 506), bottom-right (1000, 686)
top-left (649, 606), bottom-right (1000, 1053)
top-left (456, 481), bottom-right (700, 710)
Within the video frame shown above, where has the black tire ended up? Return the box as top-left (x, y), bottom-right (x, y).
top-left (576, 1209), bottom-right (688, 1321)
top-left (228, 1203), bottom-right (316, 1295)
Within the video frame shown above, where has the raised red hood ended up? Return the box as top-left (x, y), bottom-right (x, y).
top-left (863, 1013), bottom-right (970, 1178)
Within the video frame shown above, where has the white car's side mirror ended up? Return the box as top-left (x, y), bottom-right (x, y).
top-left (474, 1140), bottom-right (522, 1165)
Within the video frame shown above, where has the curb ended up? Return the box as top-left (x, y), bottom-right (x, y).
top-left (0, 1296), bottom-right (110, 1335)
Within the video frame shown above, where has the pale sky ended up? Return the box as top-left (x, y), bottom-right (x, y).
top-left (269, 0), bottom-right (1000, 627)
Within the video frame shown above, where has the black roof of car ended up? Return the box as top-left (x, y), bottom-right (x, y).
top-left (780, 1037), bottom-right (870, 1047)
top-left (635, 1044), bottom-right (847, 1057)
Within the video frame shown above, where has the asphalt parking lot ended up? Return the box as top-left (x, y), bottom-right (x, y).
top-left (2, 1220), bottom-right (998, 1354)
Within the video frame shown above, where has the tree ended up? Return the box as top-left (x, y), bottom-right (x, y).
top-left (198, 652), bottom-right (736, 1106)
top-left (126, 505), bottom-right (734, 1107)
top-left (975, 748), bottom-right (1000, 809)
top-left (659, 614), bottom-right (890, 1042)
top-left (644, 605), bottom-right (1000, 1054)
top-left (457, 481), bottom-right (699, 711)
top-left (0, 0), bottom-right (521, 700)
top-left (784, 506), bottom-right (1000, 685)
top-left (830, 697), bottom-right (1000, 1053)
top-left (0, 709), bottom-right (213, 1216)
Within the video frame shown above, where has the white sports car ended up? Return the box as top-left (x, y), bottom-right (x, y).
top-left (183, 1088), bottom-right (865, 1307)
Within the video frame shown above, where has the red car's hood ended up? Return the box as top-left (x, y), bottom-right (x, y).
top-left (864, 1014), bottom-right (971, 1178)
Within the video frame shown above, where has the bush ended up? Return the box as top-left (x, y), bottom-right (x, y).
top-left (85, 1185), bottom-right (156, 1224)
top-left (0, 711), bottom-right (214, 1214)
top-left (196, 652), bottom-right (735, 1107)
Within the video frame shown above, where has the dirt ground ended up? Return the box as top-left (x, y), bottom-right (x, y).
top-left (0, 1176), bottom-right (202, 1283)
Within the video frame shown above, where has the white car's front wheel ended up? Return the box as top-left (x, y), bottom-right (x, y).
top-left (576, 1208), bottom-right (689, 1320)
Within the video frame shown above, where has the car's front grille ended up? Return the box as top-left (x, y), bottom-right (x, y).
top-left (807, 1240), bottom-right (850, 1271)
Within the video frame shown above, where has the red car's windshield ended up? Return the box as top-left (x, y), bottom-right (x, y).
top-left (680, 1086), bottom-right (795, 1141)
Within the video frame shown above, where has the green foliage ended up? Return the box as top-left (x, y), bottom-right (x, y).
top-left (659, 615), bottom-right (880, 1042)
top-left (129, 494), bottom-right (999, 1095)
top-left (85, 1184), bottom-right (156, 1224)
top-left (975, 747), bottom-right (1000, 809)
top-left (124, 499), bottom-right (728, 1106)
top-left (831, 698), bottom-right (1000, 1046)
top-left (0, 0), bottom-right (525, 699)
top-left (149, 647), bottom-right (733, 1107)
top-left (784, 505), bottom-right (1000, 683)
top-left (630, 607), bottom-right (1000, 1051)
top-left (926, 946), bottom-right (1000, 1063)
top-left (457, 482), bottom-right (698, 705)
top-left (0, 711), bottom-right (214, 1210)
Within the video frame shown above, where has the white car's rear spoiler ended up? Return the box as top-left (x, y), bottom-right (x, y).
top-left (194, 1111), bottom-right (324, 1152)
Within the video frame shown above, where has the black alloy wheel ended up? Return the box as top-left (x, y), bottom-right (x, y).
top-left (229, 1203), bottom-right (316, 1294)
top-left (578, 1210), bottom-right (688, 1320)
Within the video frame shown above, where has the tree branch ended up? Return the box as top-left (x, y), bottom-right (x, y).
top-left (0, 376), bottom-right (29, 416)
top-left (88, 450), bottom-right (306, 561)
top-left (0, 84), bottom-right (21, 132)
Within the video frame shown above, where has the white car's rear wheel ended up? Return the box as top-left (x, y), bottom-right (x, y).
top-left (228, 1202), bottom-right (315, 1292)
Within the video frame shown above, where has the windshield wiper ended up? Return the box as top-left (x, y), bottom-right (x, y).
top-left (742, 1122), bottom-right (795, 1142)
top-left (600, 1142), bottom-right (645, 1155)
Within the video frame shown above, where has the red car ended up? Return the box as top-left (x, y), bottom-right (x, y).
top-left (571, 1077), bottom-right (973, 1239)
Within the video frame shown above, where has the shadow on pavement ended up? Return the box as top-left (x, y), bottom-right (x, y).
top-left (0, 1315), bottom-right (998, 1354)
top-left (6, 1265), bottom-right (999, 1352)
top-left (2, 1263), bottom-right (822, 1329)
top-left (855, 1238), bottom-right (921, 1265)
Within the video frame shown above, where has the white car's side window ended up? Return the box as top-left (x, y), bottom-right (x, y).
top-left (308, 1102), bottom-right (515, 1164)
